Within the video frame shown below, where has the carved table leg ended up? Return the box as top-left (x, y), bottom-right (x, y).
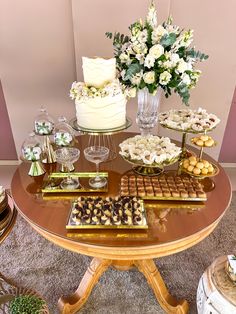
top-left (135, 259), bottom-right (189, 314)
top-left (58, 258), bottom-right (112, 314)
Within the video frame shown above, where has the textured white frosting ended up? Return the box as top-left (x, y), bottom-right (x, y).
top-left (82, 57), bottom-right (116, 88)
top-left (76, 93), bottom-right (127, 129)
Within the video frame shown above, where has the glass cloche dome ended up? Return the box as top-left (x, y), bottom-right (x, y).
top-left (34, 107), bottom-right (54, 135)
top-left (21, 132), bottom-right (43, 161)
top-left (54, 116), bottom-right (74, 147)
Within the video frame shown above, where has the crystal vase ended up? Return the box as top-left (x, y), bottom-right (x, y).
top-left (136, 87), bottom-right (162, 136)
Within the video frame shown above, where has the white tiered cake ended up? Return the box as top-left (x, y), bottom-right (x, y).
top-left (70, 57), bottom-right (127, 130)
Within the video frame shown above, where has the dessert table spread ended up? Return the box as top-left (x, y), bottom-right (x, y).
top-left (11, 132), bottom-right (232, 314)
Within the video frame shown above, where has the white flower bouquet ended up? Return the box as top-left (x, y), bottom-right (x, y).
top-left (106, 1), bottom-right (208, 104)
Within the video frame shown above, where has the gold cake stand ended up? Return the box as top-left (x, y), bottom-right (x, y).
top-left (70, 117), bottom-right (132, 161)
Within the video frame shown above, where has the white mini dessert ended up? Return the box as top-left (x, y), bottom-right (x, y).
top-left (70, 57), bottom-right (127, 130)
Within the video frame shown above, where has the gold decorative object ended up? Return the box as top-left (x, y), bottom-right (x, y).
top-left (28, 161), bottom-right (46, 177)
top-left (42, 135), bottom-right (56, 164)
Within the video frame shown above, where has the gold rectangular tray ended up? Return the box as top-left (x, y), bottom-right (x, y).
top-left (141, 195), bottom-right (207, 202)
top-left (41, 172), bottom-right (108, 193)
top-left (66, 199), bottom-right (148, 230)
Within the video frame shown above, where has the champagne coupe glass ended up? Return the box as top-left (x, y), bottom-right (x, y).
top-left (55, 147), bottom-right (80, 189)
top-left (84, 146), bottom-right (109, 188)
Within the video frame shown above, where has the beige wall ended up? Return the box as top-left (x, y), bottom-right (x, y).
top-left (0, 0), bottom-right (76, 155)
top-left (1, 0), bottom-right (236, 160)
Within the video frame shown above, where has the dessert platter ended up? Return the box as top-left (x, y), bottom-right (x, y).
top-left (120, 173), bottom-right (207, 201)
top-left (119, 135), bottom-right (181, 176)
top-left (66, 196), bottom-right (147, 229)
top-left (158, 108), bottom-right (220, 157)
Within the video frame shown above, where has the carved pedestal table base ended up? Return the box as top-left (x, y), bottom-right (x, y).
top-left (58, 258), bottom-right (189, 314)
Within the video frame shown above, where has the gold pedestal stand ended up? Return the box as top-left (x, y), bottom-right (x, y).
top-left (70, 117), bottom-right (132, 161)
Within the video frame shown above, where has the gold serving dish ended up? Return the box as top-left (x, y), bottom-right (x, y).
top-left (122, 155), bottom-right (180, 176)
top-left (66, 196), bottom-right (148, 230)
top-left (181, 162), bottom-right (219, 179)
top-left (41, 172), bottom-right (108, 193)
top-left (190, 137), bottom-right (217, 148)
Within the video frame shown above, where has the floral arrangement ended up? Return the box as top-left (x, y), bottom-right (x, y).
top-left (70, 79), bottom-right (126, 102)
top-left (119, 135), bottom-right (181, 165)
top-left (106, 1), bottom-right (208, 104)
top-left (158, 108), bottom-right (220, 132)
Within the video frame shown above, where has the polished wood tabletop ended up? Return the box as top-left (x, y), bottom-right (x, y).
top-left (11, 132), bottom-right (232, 259)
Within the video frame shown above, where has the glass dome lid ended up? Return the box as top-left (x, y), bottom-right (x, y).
top-left (54, 116), bottom-right (74, 147)
top-left (21, 132), bottom-right (43, 161)
top-left (34, 106), bottom-right (54, 135)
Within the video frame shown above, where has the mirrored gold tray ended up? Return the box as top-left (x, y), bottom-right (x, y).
top-left (41, 172), bottom-right (108, 193)
top-left (120, 173), bottom-right (207, 202)
top-left (66, 198), bottom-right (148, 230)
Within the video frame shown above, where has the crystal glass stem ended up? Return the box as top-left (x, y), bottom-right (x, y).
top-left (95, 162), bottom-right (100, 181)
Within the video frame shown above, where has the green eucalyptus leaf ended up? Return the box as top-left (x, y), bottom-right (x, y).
top-left (124, 63), bottom-right (141, 81)
top-left (160, 33), bottom-right (176, 47)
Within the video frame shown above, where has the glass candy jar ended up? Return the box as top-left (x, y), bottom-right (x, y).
top-left (21, 132), bottom-right (45, 176)
top-left (34, 107), bottom-right (56, 164)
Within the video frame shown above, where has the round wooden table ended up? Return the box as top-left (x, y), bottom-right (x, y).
top-left (11, 132), bottom-right (232, 314)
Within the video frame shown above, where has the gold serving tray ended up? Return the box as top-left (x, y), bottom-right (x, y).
top-left (66, 199), bottom-right (148, 230)
top-left (141, 195), bottom-right (207, 202)
top-left (41, 172), bottom-right (108, 193)
top-left (181, 163), bottom-right (219, 179)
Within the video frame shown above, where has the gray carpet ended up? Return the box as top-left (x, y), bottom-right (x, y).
top-left (1, 192), bottom-right (236, 314)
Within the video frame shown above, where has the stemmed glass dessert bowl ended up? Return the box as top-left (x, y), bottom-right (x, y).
top-left (55, 147), bottom-right (80, 189)
top-left (84, 146), bottom-right (109, 188)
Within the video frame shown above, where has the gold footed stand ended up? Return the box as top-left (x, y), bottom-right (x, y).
top-left (42, 135), bottom-right (56, 164)
top-left (132, 165), bottom-right (164, 176)
top-left (58, 258), bottom-right (189, 314)
top-left (70, 117), bottom-right (132, 162)
top-left (28, 161), bottom-right (45, 177)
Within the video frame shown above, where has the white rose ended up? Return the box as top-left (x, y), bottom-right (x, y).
top-left (144, 54), bottom-right (155, 68)
top-left (136, 53), bottom-right (145, 65)
top-left (149, 44), bottom-right (164, 59)
top-left (151, 25), bottom-right (167, 44)
top-left (181, 73), bottom-right (191, 85)
top-left (176, 59), bottom-right (188, 73)
top-left (170, 53), bottom-right (180, 65)
top-left (137, 29), bottom-right (148, 43)
top-left (143, 71), bottom-right (155, 84)
top-left (159, 71), bottom-right (172, 85)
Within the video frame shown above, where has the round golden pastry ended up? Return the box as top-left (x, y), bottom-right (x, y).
top-left (187, 165), bottom-right (194, 172)
top-left (193, 168), bottom-right (201, 175)
top-left (205, 139), bottom-right (214, 147)
top-left (196, 162), bottom-right (204, 169)
top-left (200, 135), bottom-right (209, 141)
top-left (196, 139), bottom-right (204, 146)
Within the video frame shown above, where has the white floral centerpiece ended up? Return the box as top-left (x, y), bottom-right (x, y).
top-left (106, 1), bottom-right (208, 104)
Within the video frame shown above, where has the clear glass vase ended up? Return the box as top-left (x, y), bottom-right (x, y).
top-left (136, 87), bottom-right (162, 136)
